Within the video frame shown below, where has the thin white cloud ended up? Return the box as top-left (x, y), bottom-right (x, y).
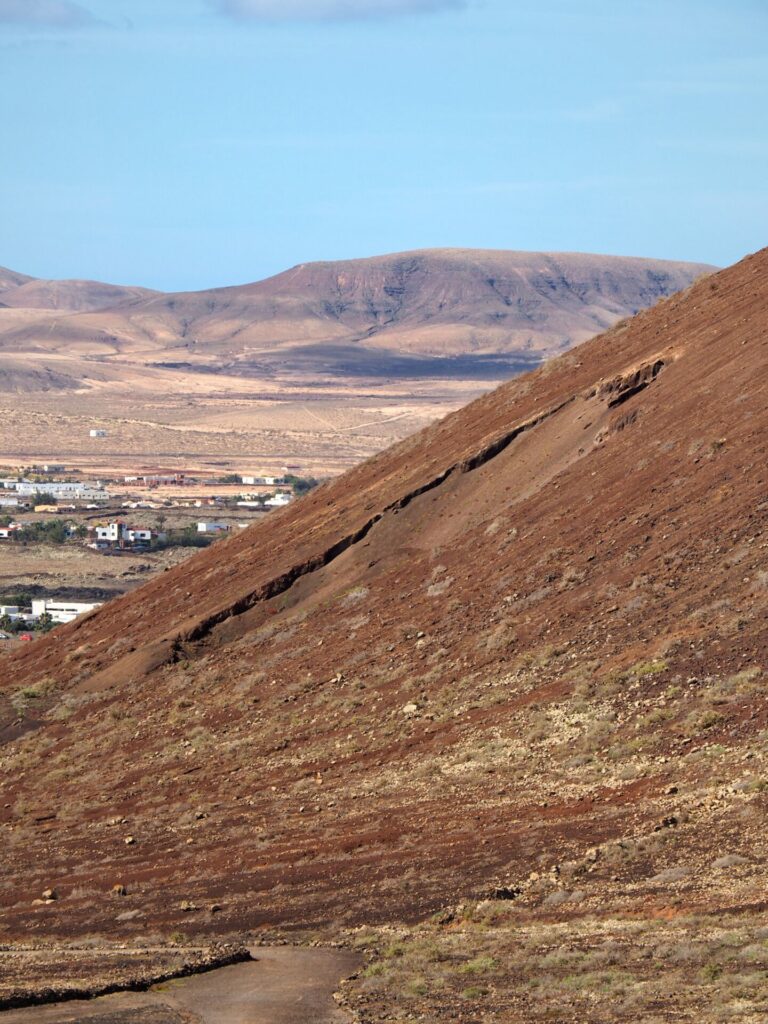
top-left (563, 98), bottom-right (622, 124)
top-left (0, 0), bottom-right (97, 27)
top-left (211, 0), bottom-right (465, 22)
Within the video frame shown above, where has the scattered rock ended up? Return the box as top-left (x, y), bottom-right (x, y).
top-left (488, 885), bottom-right (520, 901)
top-left (654, 815), bottom-right (678, 831)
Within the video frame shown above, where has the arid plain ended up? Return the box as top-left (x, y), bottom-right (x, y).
top-left (0, 249), bottom-right (711, 480)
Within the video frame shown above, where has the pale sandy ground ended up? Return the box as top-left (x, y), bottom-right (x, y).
top-left (0, 947), bottom-right (360, 1024)
top-left (0, 370), bottom-right (491, 480)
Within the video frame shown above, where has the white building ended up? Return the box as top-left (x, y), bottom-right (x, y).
top-left (265, 491), bottom-right (293, 507)
top-left (0, 605), bottom-right (34, 624)
top-left (125, 527), bottom-right (153, 543)
top-left (91, 522), bottom-right (154, 546)
top-left (197, 522), bottom-right (229, 534)
top-left (89, 429), bottom-right (108, 438)
top-left (13, 481), bottom-right (109, 501)
top-left (94, 523), bottom-right (121, 543)
top-left (31, 599), bottom-right (101, 625)
top-left (242, 475), bottom-right (287, 487)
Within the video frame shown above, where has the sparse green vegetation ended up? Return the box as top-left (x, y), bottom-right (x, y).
top-left (284, 474), bottom-right (320, 495)
top-left (10, 519), bottom-right (72, 545)
top-left (152, 526), bottom-right (217, 550)
top-left (631, 658), bottom-right (668, 677)
top-left (344, 914), bottom-right (768, 1023)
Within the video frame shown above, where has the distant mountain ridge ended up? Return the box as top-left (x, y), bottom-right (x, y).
top-left (0, 250), bottom-right (714, 388)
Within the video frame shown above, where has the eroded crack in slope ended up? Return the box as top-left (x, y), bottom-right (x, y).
top-left (128, 354), bottom-right (671, 676)
top-left (174, 398), bottom-right (574, 654)
top-left (597, 357), bottom-right (665, 408)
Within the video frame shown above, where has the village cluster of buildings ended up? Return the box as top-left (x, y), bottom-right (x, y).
top-left (0, 478), bottom-right (110, 503)
top-left (88, 520), bottom-right (248, 549)
top-left (0, 464), bottom-right (307, 642)
top-left (0, 463), bottom-right (300, 550)
top-left (0, 511), bottom-right (277, 550)
top-left (1, 472), bottom-right (300, 508)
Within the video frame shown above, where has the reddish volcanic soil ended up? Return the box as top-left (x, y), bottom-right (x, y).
top-left (1, 249), bottom-right (767, 978)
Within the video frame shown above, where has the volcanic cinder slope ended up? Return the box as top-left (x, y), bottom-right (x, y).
top-left (1, 251), bottom-right (767, 1007)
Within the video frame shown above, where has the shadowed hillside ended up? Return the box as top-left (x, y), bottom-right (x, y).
top-left (2, 248), bottom-right (766, 1020)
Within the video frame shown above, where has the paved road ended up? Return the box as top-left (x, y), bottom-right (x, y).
top-left (0, 947), bottom-right (360, 1024)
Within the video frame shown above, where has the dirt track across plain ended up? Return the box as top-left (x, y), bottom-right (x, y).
top-left (0, 947), bottom-right (360, 1024)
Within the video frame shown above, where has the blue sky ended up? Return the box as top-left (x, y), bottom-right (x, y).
top-left (0, 0), bottom-right (766, 290)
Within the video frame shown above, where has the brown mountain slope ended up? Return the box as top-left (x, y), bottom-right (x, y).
top-left (1, 250), bottom-right (766, 970)
top-left (0, 266), bottom-right (34, 294)
top-left (104, 249), bottom-right (713, 358)
top-left (0, 251), bottom-right (711, 382)
top-left (0, 277), bottom-right (157, 312)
